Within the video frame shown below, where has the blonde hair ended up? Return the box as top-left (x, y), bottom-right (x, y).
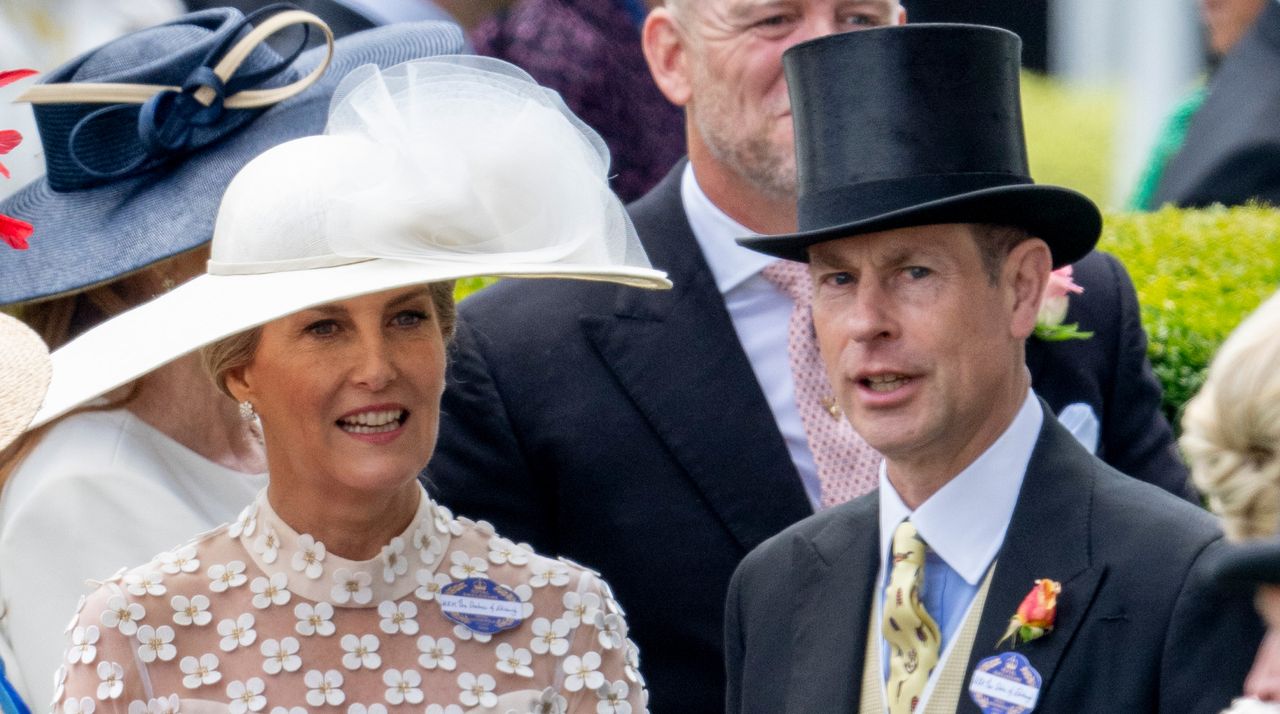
top-left (202, 281), bottom-right (458, 401)
top-left (1182, 289), bottom-right (1280, 541)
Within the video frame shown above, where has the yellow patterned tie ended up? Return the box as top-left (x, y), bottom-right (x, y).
top-left (883, 520), bottom-right (942, 714)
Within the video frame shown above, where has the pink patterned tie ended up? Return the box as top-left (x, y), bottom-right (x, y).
top-left (761, 259), bottom-right (881, 507)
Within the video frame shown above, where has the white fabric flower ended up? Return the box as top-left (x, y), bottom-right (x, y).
top-left (304, 669), bottom-right (345, 707)
top-left (294, 601), bottom-right (336, 637)
top-left (136, 625), bottom-right (177, 663)
top-left (208, 561), bottom-right (248, 593)
top-left (171, 594), bottom-right (213, 627)
top-left (377, 600), bottom-right (418, 635)
top-left (562, 591), bottom-right (601, 628)
top-left (68, 625), bottom-right (99, 664)
top-left (54, 665), bottom-right (67, 702)
top-left (488, 537), bottom-right (530, 566)
top-left (530, 561), bottom-right (571, 588)
top-left (424, 706), bottom-right (462, 714)
top-left (380, 538), bottom-right (409, 584)
top-left (347, 705), bottom-right (387, 714)
top-left (416, 635), bottom-right (457, 671)
top-left (448, 550), bottom-right (488, 580)
top-left (228, 504), bottom-right (257, 539)
top-left (96, 661), bottom-right (124, 700)
top-left (340, 633), bottom-right (382, 670)
top-left (250, 573), bottom-right (291, 609)
top-left (217, 613), bottom-right (258, 652)
top-left (63, 697), bottom-right (95, 714)
top-left (624, 641), bottom-right (642, 684)
top-left (495, 643), bottom-right (534, 678)
top-left (527, 687), bottom-right (569, 714)
top-left (292, 534), bottom-right (326, 579)
top-left (433, 505), bottom-right (463, 536)
top-left (124, 571), bottom-right (166, 597)
top-left (157, 545), bottom-right (199, 575)
top-left (67, 596), bottom-right (86, 635)
top-left (595, 681), bottom-right (632, 714)
top-left (180, 653), bottom-right (222, 689)
top-left (226, 677), bottom-right (267, 714)
top-left (414, 570), bottom-right (450, 601)
top-left (413, 527), bottom-right (444, 566)
top-left (457, 672), bottom-right (497, 709)
top-left (269, 709), bottom-right (306, 714)
top-left (381, 669), bottom-right (423, 705)
top-left (593, 611), bottom-right (627, 650)
top-left (530, 617), bottom-right (571, 656)
top-left (563, 652), bottom-right (604, 692)
top-left (331, 568), bottom-right (373, 605)
top-left (253, 528), bottom-right (281, 565)
top-left (100, 596), bottom-right (145, 636)
top-left (452, 623), bottom-right (491, 643)
top-left (127, 694), bottom-right (179, 714)
top-left (260, 636), bottom-right (302, 675)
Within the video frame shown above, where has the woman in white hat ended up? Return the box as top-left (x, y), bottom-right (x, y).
top-left (48, 55), bottom-right (663, 713)
top-left (0, 8), bottom-right (466, 707)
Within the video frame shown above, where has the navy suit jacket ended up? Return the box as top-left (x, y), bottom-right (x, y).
top-left (427, 162), bottom-right (1192, 713)
top-left (1152, 0), bottom-right (1280, 208)
top-left (725, 405), bottom-right (1260, 714)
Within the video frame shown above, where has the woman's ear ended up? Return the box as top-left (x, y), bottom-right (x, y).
top-left (642, 7), bottom-right (694, 107)
top-left (224, 364), bottom-right (254, 406)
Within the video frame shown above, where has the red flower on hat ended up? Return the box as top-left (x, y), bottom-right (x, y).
top-left (0, 68), bottom-right (36, 250)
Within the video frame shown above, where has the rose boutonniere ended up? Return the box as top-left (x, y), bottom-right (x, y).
top-left (997, 579), bottom-right (1061, 648)
top-left (1034, 265), bottom-right (1092, 342)
top-left (0, 68), bottom-right (37, 250)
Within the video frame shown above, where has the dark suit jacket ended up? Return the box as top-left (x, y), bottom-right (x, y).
top-left (427, 162), bottom-right (1191, 713)
top-left (725, 407), bottom-right (1261, 714)
top-left (1151, 0), bottom-right (1280, 208)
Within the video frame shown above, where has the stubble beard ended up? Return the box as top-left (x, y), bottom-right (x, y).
top-left (690, 92), bottom-right (798, 202)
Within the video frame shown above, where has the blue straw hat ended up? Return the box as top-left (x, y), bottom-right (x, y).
top-left (0, 5), bottom-right (465, 305)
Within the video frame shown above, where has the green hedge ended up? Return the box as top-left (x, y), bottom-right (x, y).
top-left (1021, 72), bottom-right (1118, 208)
top-left (1100, 206), bottom-right (1280, 425)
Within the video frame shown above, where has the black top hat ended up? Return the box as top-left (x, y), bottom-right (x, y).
top-left (740, 24), bottom-right (1102, 268)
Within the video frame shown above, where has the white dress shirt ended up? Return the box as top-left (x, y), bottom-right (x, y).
top-left (875, 389), bottom-right (1044, 711)
top-left (680, 164), bottom-right (821, 508)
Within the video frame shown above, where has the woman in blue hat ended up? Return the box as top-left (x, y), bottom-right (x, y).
top-left (0, 8), bottom-right (466, 707)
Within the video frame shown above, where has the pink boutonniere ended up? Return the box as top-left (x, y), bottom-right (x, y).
top-left (997, 579), bottom-right (1061, 648)
top-left (1034, 265), bottom-right (1092, 342)
top-left (0, 68), bottom-right (37, 251)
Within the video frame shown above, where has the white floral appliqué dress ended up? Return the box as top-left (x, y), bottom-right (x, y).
top-left (55, 487), bottom-right (646, 714)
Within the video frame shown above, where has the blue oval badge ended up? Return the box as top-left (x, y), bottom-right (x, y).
top-left (968, 652), bottom-right (1042, 714)
top-left (437, 578), bottom-right (525, 635)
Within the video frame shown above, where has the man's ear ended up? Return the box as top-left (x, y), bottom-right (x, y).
top-left (1006, 238), bottom-right (1052, 340)
top-left (642, 8), bottom-right (693, 107)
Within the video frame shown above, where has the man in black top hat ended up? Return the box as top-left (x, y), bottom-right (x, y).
top-left (427, 2), bottom-right (1192, 712)
top-left (726, 25), bottom-right (1259, 714)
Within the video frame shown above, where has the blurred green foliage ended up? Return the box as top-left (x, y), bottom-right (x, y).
top-left (1099, 205), bottom-right (1280, 426)
top-left (454, 276), bottom-right (496, 302)
top-left (1021, 71), bottom-right (1118, 208)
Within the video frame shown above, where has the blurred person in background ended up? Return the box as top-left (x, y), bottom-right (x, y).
top-left (428, 1), bottom-right (1193, 711)
top-left (0, 314), bottom-right (51, 714)
top-left (0, 8), bottom-right (467, 708)
top-left (471, 0), bottom-right (683, 201)
top-left (1147, 0), bottom-right (1280, 208)
top-left (1181, 288), bottom-right (1280, 712)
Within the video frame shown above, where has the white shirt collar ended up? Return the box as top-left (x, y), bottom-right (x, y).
top-left (878, 389), bottom-right (1044, 584)
top-left (680, 162), bottom-right (775, 294)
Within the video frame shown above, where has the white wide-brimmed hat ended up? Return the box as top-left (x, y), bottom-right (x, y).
top-left (0, 314), bottom-right (50, 450)
top-left (33, 56), bottom-right (670, 427)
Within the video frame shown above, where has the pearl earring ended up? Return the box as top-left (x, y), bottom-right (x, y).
top-left (238, 401), bottom-right (256, 421)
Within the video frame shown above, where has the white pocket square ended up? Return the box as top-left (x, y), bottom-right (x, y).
top-left (1057, 402), bottom-right (1100, 454)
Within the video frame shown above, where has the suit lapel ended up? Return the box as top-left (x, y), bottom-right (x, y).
top-left (581, 163), bottom-right (813, 552)
top-left (785, 494), bottom-right (881, 714)
top-left (957, 403), bottom-right (1106, 713)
